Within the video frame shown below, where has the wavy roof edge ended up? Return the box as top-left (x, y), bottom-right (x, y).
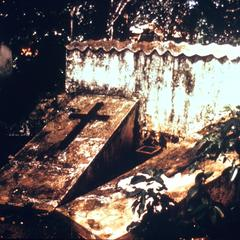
top-left (66, 40), bottom-right (240, 61)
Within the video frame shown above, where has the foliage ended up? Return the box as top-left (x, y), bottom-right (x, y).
top-left (125, 171), bottom-right (230, 239)
top-left (117, 168), bottom-right (175, 239)
top-left (118, 168), bottom-right (175, 231)
top-left (189, 106), bottom-right (240, 174)
top-left (123, 106), bottom-right (240, 239)
top-left (182, 172), bottom-right (225, 228)
top-left (0, 0), bottom-right (239, 46)
top-left (199, 106), bottom-right (240, 156)
top-left (111, 0), bottom-right (240, 44)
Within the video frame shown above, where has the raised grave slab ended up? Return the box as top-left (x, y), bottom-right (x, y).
top-left (57, 141), bottom-right (239, 239)
top-left (0, 95), bottom-right (138, 211)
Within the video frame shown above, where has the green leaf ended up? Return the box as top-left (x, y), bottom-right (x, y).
top-left (147, 188), bottom-right (155, 196)
top-left (201, 196), bottom-right (210, 205)
top-left (187, 205), bottom-right (194, 212)
top-left (130, 175), bottom-right (147, 185)
top-left (223, 156), bottom-right (227, 163)
top-left (126, 188), bottom-right (143, 198)
top-left (191, 204), bottom-right (208, 216)
top-left (141, 196), bottom-right (146, 209)
top-left (146, 177), bottom-right (155, 183)
top-left (187, 186), bottom-right (199, 201)
top-left (230, 167), bottom-right (238, 182)
top-left (137, 199), bottom-right (145, 217)
top-left (210, 210), bottom-right (217, 224)
top-left (195, 209), bottom-right (207, 221)
top-left (132, 199), bottom-right (140, 213)
top-left (213, 206), bottom-right (225, 218)
top-left (204, 171), bottom-right (213, 179)
top-left (126, 221), bottom-right (139, 232)
top-left (195, 172), bottom-right (205, 185)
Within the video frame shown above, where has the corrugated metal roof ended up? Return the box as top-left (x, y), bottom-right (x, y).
top-left (66, 40), bottom-right (240, 61)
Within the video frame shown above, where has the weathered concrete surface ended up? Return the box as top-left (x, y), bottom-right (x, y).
top-left (0, 95), bottom-right (138, 211)
top-left (57, 140), bottom-right (239, 240)
top-left (66, 40), bottom-right (240, 138)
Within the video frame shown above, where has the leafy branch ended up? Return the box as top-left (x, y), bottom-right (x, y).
top-left (121, 106), bottom-right (240, 239)
top-left (118, 168), bottom-right (176, 232)
top-left (189, 106), bottom-right (240, 172)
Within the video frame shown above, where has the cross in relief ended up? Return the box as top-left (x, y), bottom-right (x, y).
top-left (39, 101), bottom-right (109, 160)
top-left (60, 101), bottom-right (110, 150)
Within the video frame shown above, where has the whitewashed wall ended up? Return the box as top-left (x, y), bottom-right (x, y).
top-left (66, 41), bottom-right (240, 138)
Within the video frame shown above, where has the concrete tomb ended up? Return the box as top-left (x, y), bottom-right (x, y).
top-left (0, 94), bottom-right (138, 211)
top-left (57, 141), bottom-right (239, 239)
